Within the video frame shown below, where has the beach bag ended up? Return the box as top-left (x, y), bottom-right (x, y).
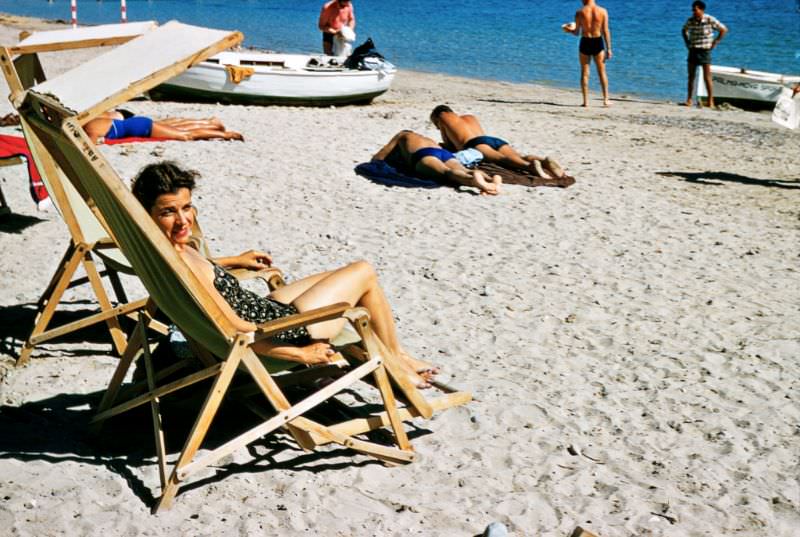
top-left (344, 38), bottom-right (386, 70)
top-left (772, 87), bottom-right (799, 130)
top-left (333, 26), bottom-right (355, 57)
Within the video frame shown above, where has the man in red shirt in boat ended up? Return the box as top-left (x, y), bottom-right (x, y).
top-left (318, 0), bottom-right (356, 55)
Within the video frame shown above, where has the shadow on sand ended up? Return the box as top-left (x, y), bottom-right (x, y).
top-left (0, 302), bottom-right (126, 360)
top-left (0, 381), bottom-right (432, 509)
top-left (657, 170), bottom-right (800, 189)
top-left (0, 212), bottom-right (46, 233)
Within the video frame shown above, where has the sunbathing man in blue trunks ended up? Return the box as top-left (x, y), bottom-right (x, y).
top-left (84, 110), bottom-right (243, 144)
top-left (430, 105), bottom-right (565, 178)
top-left (372, 130), bottom-right (501, 195)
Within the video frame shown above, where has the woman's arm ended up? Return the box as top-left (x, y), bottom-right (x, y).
top-left (253, 339), bottom-right (337, 365)
top-left (603, 9), bottom-right (612, 59)
top-left (212, 249), bottom-right (272, 270)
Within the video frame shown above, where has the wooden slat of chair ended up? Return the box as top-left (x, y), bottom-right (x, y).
top-left (141, 313), bottom-right (169, 490)
top-left (345, 310), bottom-right (434, 419)
top-left (154, 340), bottom-right (244, 512)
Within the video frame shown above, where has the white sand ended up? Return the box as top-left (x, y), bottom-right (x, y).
top-left (1, 16), bottom-right (799, 537)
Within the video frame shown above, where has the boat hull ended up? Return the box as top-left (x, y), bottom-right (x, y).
top-left (698, 65), bottom-right (800, 110)
top-left (151, 51), bottom-right (395, 107)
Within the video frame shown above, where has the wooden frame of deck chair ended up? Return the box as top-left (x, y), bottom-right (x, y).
top-left (0, 22), bottom-right (159, 365)
top-left (17, 20), bottom-right (469, 512)
top-left (0, 22), bottom-right (263, 366)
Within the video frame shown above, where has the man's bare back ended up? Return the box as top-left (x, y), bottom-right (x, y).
top-left (575, 1), bottom-right (608, 38)
top-left (429, 105), bottom-right (566, 178)
top-left (433, 113), bottom-right (484, 151)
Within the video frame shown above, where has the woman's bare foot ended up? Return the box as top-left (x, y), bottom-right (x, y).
top-left (398, 351), bottom-right (440, 378)
top-left (543, 157), bottom-right (565, 178)
top-left (224, 131), bottom-right (244, 141)
top-left (471, 170), bottom-right (501, 196)
top-left (396, 357), bottom-right (433, 388)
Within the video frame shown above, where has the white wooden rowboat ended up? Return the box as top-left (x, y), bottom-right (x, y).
top-left (697, 65), bottom-right (800, 109)
top-left (150, 50), bottom-right (396, 106)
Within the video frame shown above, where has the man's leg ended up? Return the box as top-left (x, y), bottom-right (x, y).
top-left (494, 144), bottom-right (534, 170)
top-left (496, 146), bottom-right (552, 177)
top-left (415, 157), bottom-right (500, 195)
top-left (686, 60), bottom-right (697, 106)
top-left (702, 63), bottom-right (714, 108)
top-left (580, 53), bottom-right (591, 107)
top-left (594, 51), bottom-right (610, 107)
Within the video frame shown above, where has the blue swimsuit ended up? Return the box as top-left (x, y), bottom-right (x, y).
top-left (410, 147), bottom-right (455, 168)
top-left (463, 135), bottom-right (509, 151)
top-left (105, 116), bottom-right (154, 139)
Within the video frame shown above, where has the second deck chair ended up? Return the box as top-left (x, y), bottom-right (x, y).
top-left (0, 22), bottom-right (229, 366)
top-left (18, 21), bottom-right (469, 512)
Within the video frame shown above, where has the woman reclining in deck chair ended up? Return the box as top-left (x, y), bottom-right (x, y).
top-left (132, 161), bottom-right (437, 387)
top-left (84, 109), bottom-right (243, 143)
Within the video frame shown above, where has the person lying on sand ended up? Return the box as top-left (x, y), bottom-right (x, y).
top-left (430, 104), bottom-right (566, 179)
top-left (372, 129), bottom-right (502, 196)
top-left (132, 161), bottom-right (438, 388)
top-left (84, 109), bottom-right (244, 144)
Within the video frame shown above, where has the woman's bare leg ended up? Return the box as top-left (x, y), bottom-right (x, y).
top-left (159, 118), bottom-right (225, 131)
top-left (268, 270), bottom-right (335, 304)
top-left (278, 261), bottom-right (436, 384)
top-left (150, 123), bottom-right (243, 141)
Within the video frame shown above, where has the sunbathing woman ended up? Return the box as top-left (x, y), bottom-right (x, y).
top-left (84, 109), bottom-right (243, 144)
top-left (132, 161), bottom-right (437, 387)
top-left (373, 130), bottom-right (502, 196)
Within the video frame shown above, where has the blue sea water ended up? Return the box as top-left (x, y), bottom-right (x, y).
top-left (1, 0), bottom-right (799, 101)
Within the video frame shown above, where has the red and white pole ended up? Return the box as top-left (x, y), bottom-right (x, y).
top-left (120, 0), bottom-right (127, 23)
top-left (70, 0), bottom-right (77, 28)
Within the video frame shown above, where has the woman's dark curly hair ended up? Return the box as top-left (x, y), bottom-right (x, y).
top-left (131, 161), bottom-right (198, 212)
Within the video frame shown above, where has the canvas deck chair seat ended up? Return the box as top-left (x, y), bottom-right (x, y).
top-left (3, 21), bottom-right (159, 94)
top-left (16, 21), bottom-right (469, 512)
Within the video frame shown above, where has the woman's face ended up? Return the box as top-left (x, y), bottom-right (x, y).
top-left (150, 187), bottom-right (194, 247)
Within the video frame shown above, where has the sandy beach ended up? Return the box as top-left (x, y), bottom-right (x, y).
top-left (1, 15), bottom-right (799, 537)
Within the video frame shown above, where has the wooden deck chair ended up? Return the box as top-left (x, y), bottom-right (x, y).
top-left (0, 22), bottom-right (247, 366)
top-left (15, 21), bottom-right (467, 512)
top-left (21, 91), bottom-right (417, 515)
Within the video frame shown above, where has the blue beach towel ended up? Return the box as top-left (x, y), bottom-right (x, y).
top-left (354, 160), bottom-right (441, 189)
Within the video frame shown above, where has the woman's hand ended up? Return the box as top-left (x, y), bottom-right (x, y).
top-left (223, 249), bottom-right (272, 270)
top-left (295, 342), bottom-right (338, 364)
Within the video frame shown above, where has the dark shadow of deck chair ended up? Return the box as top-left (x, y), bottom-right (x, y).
top-left (17, 21), bottom-right (469, 512)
